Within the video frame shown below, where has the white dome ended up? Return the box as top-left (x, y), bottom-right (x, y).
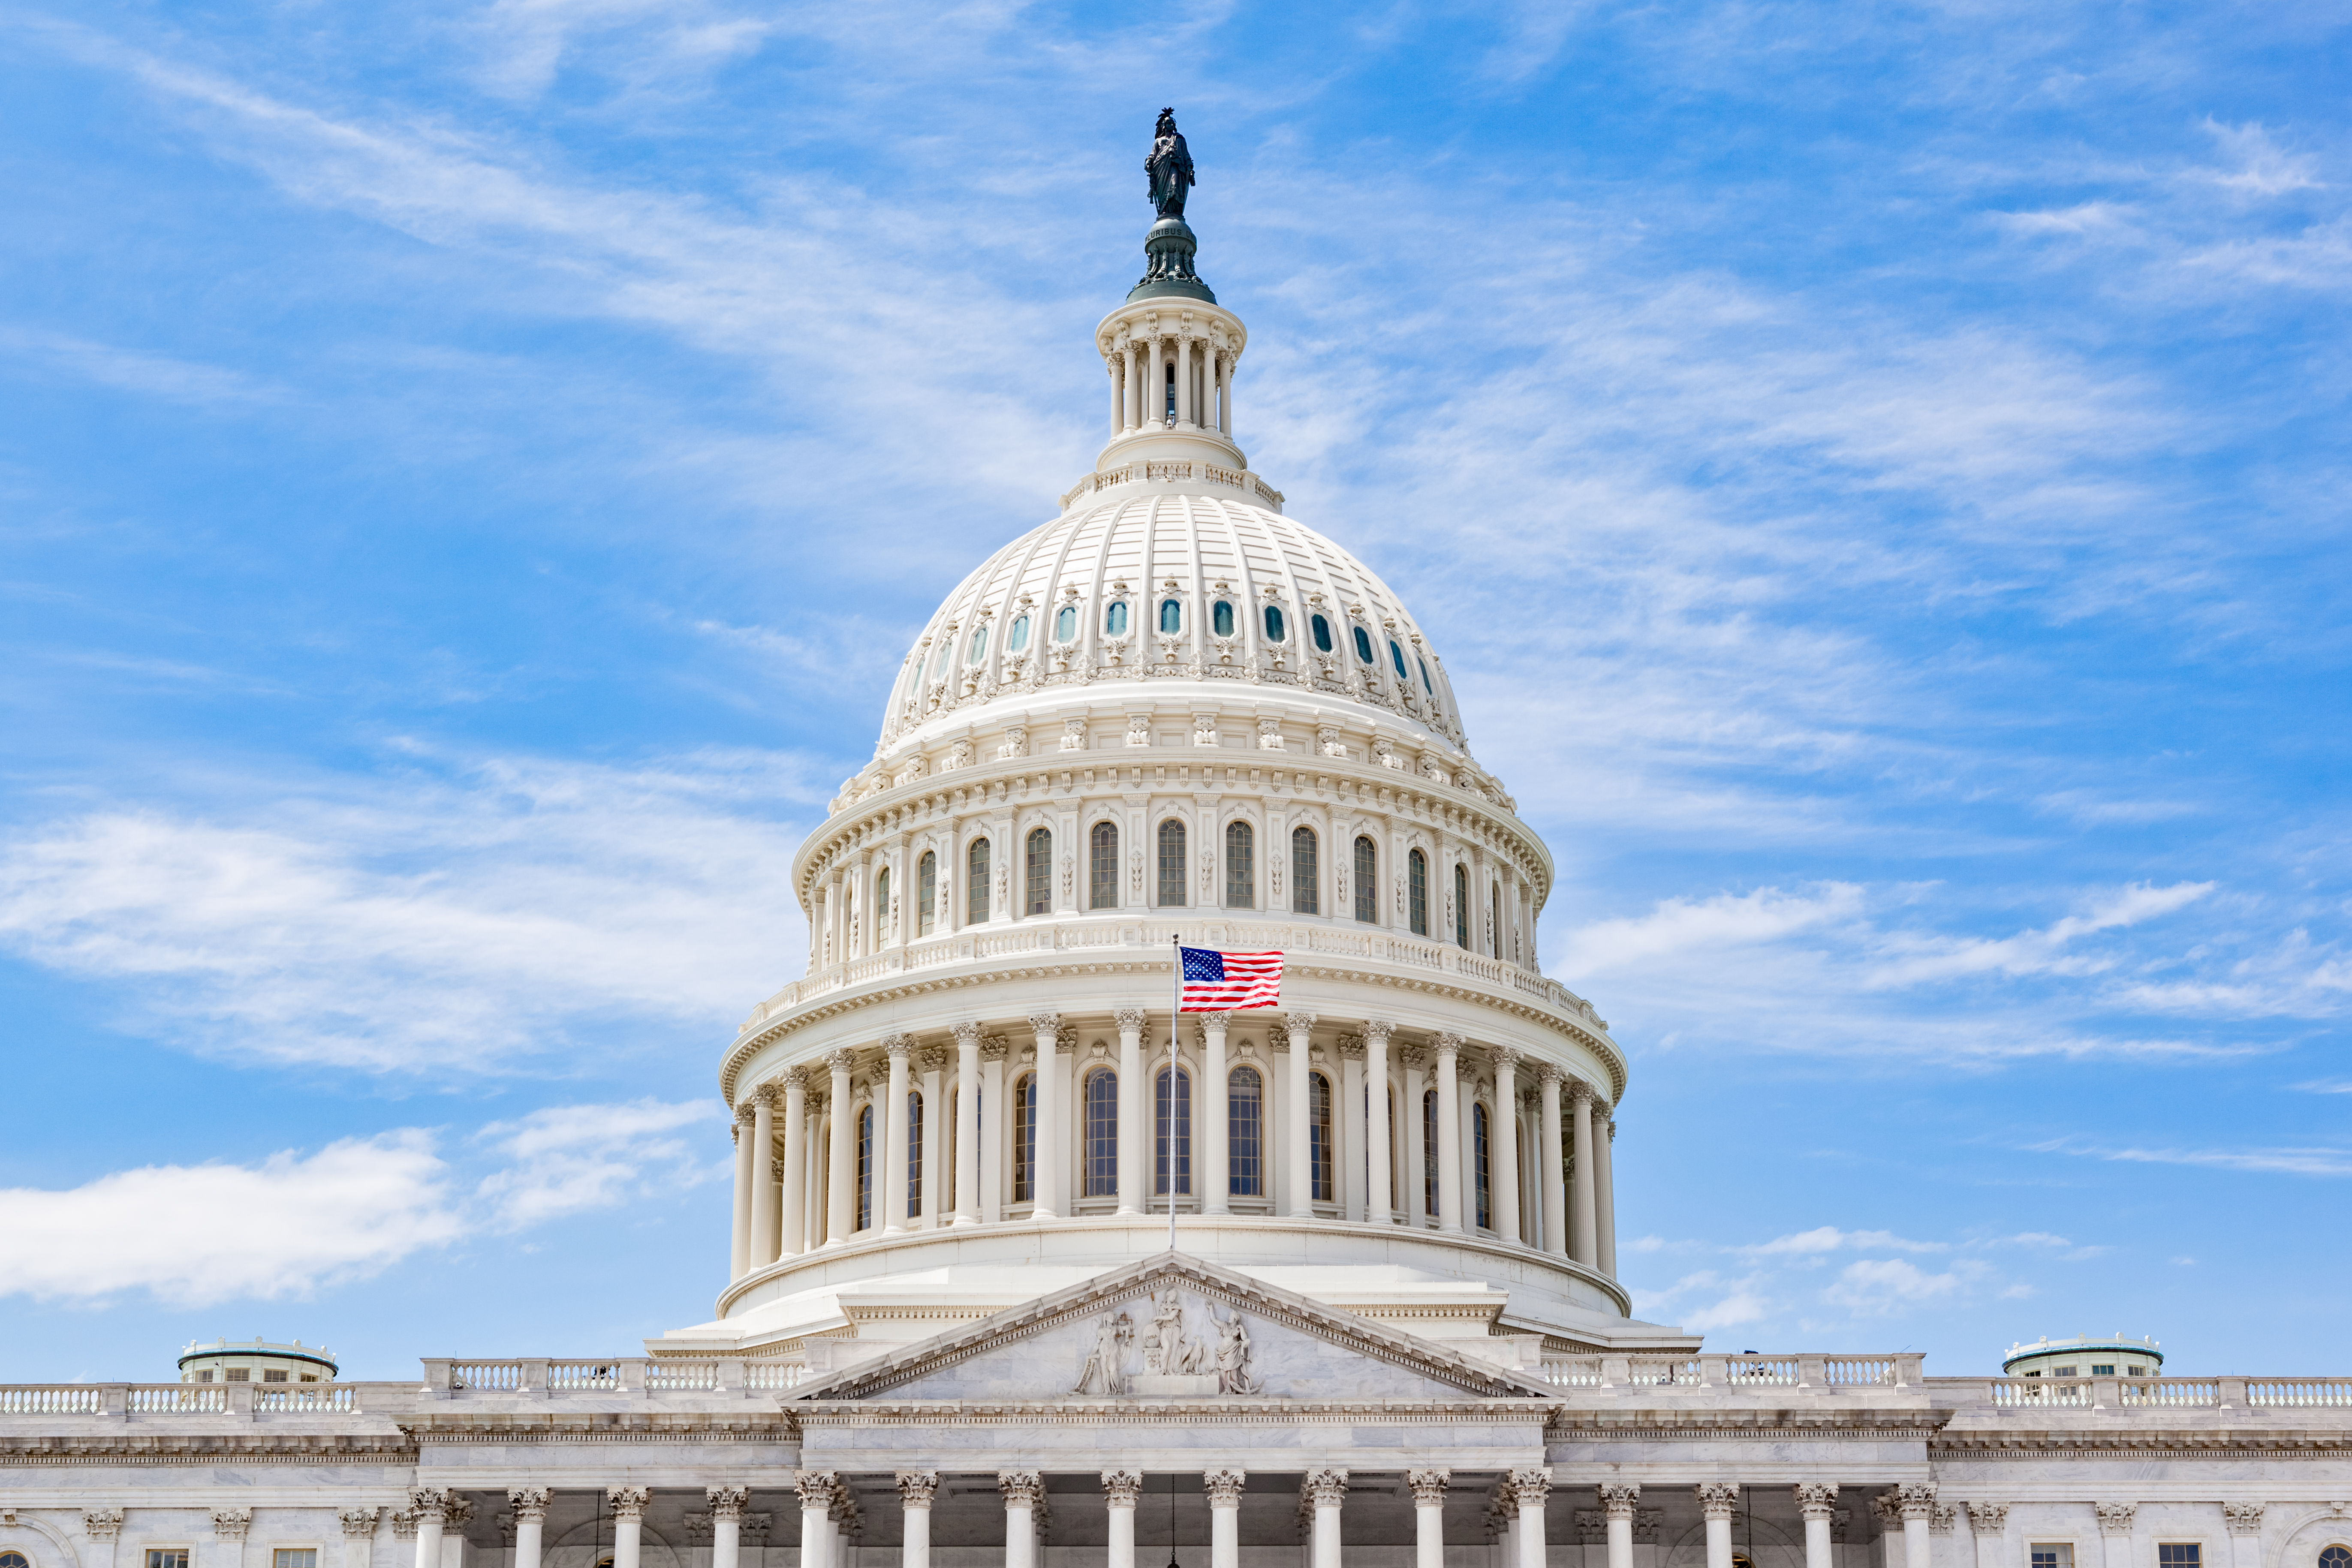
top-left (878, 491), bottom-right (1474, 764)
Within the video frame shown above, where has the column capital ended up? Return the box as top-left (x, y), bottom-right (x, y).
top-left (1568, 1077), bottom-right (1595, 1105)
top-left (1929, 1506), bottom-right (1957, 1536)
top-left (508, 1490), bottom-right (551, 1523)
top-left (83, 1511), bottom-right (125, 1542)
top-left (1493, 1044), bottom-right (1525, 1072)
top-left (1027, 1012), bottom-right (1062, 1035)
top-left (1433, 1031), bottom-right (1465, 1056)
top-left (212, 1511), bottom-right (253, 1542)
top-left (895, 1473), bottom-right (939, 1509)
top-left (705, 1488), bottom-right (747, 1521)
top-left (735, 1101), bottom-right (758, 1127)
top-left (1406, 1470), bottom-right (1450, 1507)
top-left (1897, 1485), bottom-right (1938, 1522)
top-left (785, 1064), bottom-right (810, 1089)
top-left (2094, 1503), bottom-right (2136, 1535)
top-left (1116, 1007), bottom-right (1150, 1030)
top-left (825, 1048), bottom-right (857, 1074)
top-left (1794, 1484), bottom-right (1839, 1520)
top-left (1286, 1009), bottom-right (1318, 1037)
top-left (1509, 1470), bottom-right (1552, 1510)
top-left (1698, 1484), bottom-right (1739, 1520)
top-left (998, 1471), bottom-right (1045, 1510)
top-left (608, 1487), bottom-right (649, 1521)
top-left (1101, 1470), bottom-right (1144, 1507)
top-left (1204, 1469), bottom-right (1248, 1507)
top-left (884, 1033), bottom-right (914, 1060)
top-left (794, 1471), bottom-right (841, 1511)
top-left (1363, 1019), bottom-right (1394, 1046)
top-left (1599, 1484), bottom-right (1640, 1520)
top-left (953, 1021), bottom-right (984, 1048)
top-left (337, 1511), bottom-right (379, 1540)
top-left (1192, 1009), bottom-right (1231, 1031)
top-left (754, 1080), bottom-right (786, 1109)
top-left (2222, 1504), bottom-right (2264, 1536)
top-left (1304, 1469), bottom-right (1349, 1508)
top-left (1537, 1063), bottom-right (1566, 1086)
top-left (407, 1491), bottom-right (449, 1525)
top-left (1337, 1035), bottom-right (1365, 1059)
top-left (919, 1046), bottom-right (950, 1074)
top-left (1397, 1045), bottom-right (1430, 1071)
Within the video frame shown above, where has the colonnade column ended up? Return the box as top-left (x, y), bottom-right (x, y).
top-left (1029, 1014), bottom-right (1062, 1219)
top-left (610, 1488), bottom-right (647, 1568)
top-left (1602, 1484), bottom-right (1641, 1568)
top-left (1434, 1033), bottom-right (1464, 1232)
top-left (1538, 1068), bottom-right (1567, 1254)
top-left (1219, 351), bottom-right (1234, 435)
top-left (1364, 1020), bottom-right (1393, 1222)
top-left (1000, 1472), bottom-right (1043, 1568)
top-left (1205, 1470), bottom-right (1247, 1568)
top-left (333, 1511), bottom-right (371, 1568)
top-left (1123, 342), bottom-right (1142, 431)
top-left (782, 1067), bottom-right (809, 1255)
top-left (749, 1084), bottom-right (779, 1267)
top-left (1306, 1469), bottom-right (1348, 1568)
top-left (729, 1105), bottom-right (754, 1276)
top-left (981, 1038), bottom-right (1008, 1220)
top-left (1176, 337), bottom-right (1193, 426)
top-left (1202, 1012), bottom-right (1232, 1216)
top-left (508, 1490), bottom-right (548, 1568)
top-left (896, 1473), bottom-right (936, 1568)
top-left (1286, 1012), bottom-right (1317, 1217)
top-left (1103, 1471), bottom-right (1142, 1568)
top-left (826, 1050), bottom-right (855, 1244)
top-left (1701, 1484), bottom-right (1738, 1568)
top-left (882, 1035), bottom-right (913, 1234)
top-left (1401, 1047), bottom-right (1428, 1227)
top-left (1147, 339), bottom-right (1165, 426)
top-left (1108, 355), bottom-right (1124, 435)
top-left (1969, 1502), bottom-right (2011, 1568)
top-left (1901, 1485), bottom-right (1938, 1568)
top-left (797, 1472), bottom-right (838, 1568)
top-left (708, 1489), bottom-right (745, 1568)
top-left (1509, 1471), bottom-right (1550, 1568)
top-left (408, 1490), bottom-right (444, 1568)
top-left (920, 1047), bottom-right (946, 1226)
top-left (1115, 1009), bottom-right (1146, 1216)
top-left (954, 1023), bottom-right (983, 1225)
top-left (1797, 1484), bottom-right (1839, 1568)
top-left (1493, 1047), bottom-right (1523, 1243)
top-left (1597, 1111), bottom-right (1619, 1275)
top-left (1569, 1081), bottom-right (1597, 1265)
top-left (1408, 1471), bottom-right (1449, 1568)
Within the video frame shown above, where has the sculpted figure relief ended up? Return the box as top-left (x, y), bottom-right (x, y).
top-left (1074, 1310), bottom-right (1132, 1396)
top-left (1211, 1305), bottom-right (1259, 1395)
top-left (1147, 109), bottom-right (1196, 218)
top-left (1141, 1288), bottom-right (1208, 1375)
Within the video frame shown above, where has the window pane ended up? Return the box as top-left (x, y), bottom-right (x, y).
top-left (276, 1547), bottom-right (317, 1568)
top-left (969, 626), bottom-right (989, 662)
top-left (1264, 605), bottom-right (1286, 642)
top-left (1225, 820), bottom-right (1254, 908)
top-left (1292, 826), bottom-right (1318, 915)
top-left (918, 852), bottom-right (937, 936)
top-left (1409, 849), bottom-right (1428, 936)
top-left (1455, 864), bottom-right (1470, 948)
top-left (1013, 1074), bottom-right (1036, 1202)
top-left (855, 1105), bottom-right (873, 1230)
top-left (1090, 820), bottom-right (1120, 909)
top-left (1309, 1071), bottom-right (1333, 1203)
top-left (1228, 1067), bottom-right (1262, 1196)
top-left (1212, 600), bottom-right (1234, 637)
top-left (2157, 1548), bottom-right (2199, 1568)
top-left (1354, 837), bottom-right (1377, 923)
top-left (1026, 827), bottom-right (1052, 914)
top-left (1311, 614), bottom-right (1333, 653)
top-left (1056, 605), bottom-right (1078, 642)
top-left (1353, 626), bottom-right (1375, 663)
top-left (1106, 600), bottom-right (1129, 636)
top-left (1007, 614), bottom-right (1030, 652)
top-left (1418, 655), bottom-right (1433, 692)
top-left (1085, 1071), bottom-right (1119, 1196)
top-left (1423, 1089), bottom-right (1439, 1215)
top-left (1474, 1102), bottom-right (1492, 1229)
top-left (1156, 1065), bottom-right (1193, 1194)
top-left (1390, 639), bottom-right (1409, 680)
top-left (1157, 819), bottom-right (1187, 906)
top-left (906, 1091), bottom-right (924, 1218)
top-left (1159, 598), bottom-right (1183, 634)
top-left (968, 839), bottom-right (991, 925)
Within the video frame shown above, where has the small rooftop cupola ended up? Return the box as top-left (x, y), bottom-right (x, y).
top-left (2003, 1331), bottom-right (2163, 1379)
top-left (1088, 109), bottom-right (1253, 485)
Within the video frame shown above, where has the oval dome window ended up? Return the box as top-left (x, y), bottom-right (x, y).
top-left (1212, 600), bottom-right (1234, 637)
top-left (1055, 605), bottom-right (1078, 642)
top-left (1264, 605), bottom-right (1286, 642)
top-left (1352, 626), bottom-right (1375, 664)
top-left (1105, 601), bottom-right (1129, 636)
top-left (1159, 599), bottom-right (1183, 634)
top-left (1311, 614), bottom-right (1333, 653)
top-left (1006, 614), bottom-right (1030, 653)
top-left (1389, 639), bottom-right (1408, 680)
top-left (969, 626), bottom-right (989, 663)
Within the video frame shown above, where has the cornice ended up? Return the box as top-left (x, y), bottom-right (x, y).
top-left (0, 1436), bottom-right (417, 1465)
top-left (1932, 1429), bottom-right (2352, 1457)
top-left (796, 1399), bottom-right (1555, 1427)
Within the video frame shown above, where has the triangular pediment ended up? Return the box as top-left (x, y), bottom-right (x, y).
top-left (789, 1251), bottom-right (1556, 1404)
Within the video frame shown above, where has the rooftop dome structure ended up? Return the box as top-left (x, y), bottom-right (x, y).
top-left (669, 122), bottom-right (1687, 1369)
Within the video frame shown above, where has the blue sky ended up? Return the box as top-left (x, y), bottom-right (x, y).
top-left (2, 0), bottom-right (2348, 1381)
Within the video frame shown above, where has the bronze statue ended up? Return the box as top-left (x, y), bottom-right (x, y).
top-left (1147, 108), bottom-right (1195, 218)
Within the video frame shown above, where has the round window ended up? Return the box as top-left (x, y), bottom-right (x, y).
top-left (2, 1553), bottom-right (29, 1568)
top-left (1263, 605), bottom-right (1286, 642)
top-left (1352, 626), bottom-right (1375, 664)
top-left (1055, 605), bottom-right (1078, 642)
top-left (1211, 600), bottom-right (1235, 637)
top-left (1311, 614), bottom-right (1333, 653)
top-left (1105, 601), bottom-right (1129, 636)
top-left (2321, 1550), bottom-right (2350, 1568)
top-left (1006, 614), bottom-right (1030, 653)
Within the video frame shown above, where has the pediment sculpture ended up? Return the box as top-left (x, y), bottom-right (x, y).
top-left (1075, 1289), bottom-right (1256, 1397)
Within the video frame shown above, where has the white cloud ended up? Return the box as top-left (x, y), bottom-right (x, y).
top-left (1558, 885), bottom-right (1866, 978)
top-left (1819, 1257), bottom-right (1992, 1315)
top-left (1863, 881), bottom-right (2213, 988)
top-left (1740, 1226), bottom-right (1950, 1258)
top-left (476, 1098), bottom-right (724, 1228)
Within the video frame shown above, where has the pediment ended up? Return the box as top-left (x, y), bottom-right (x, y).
top-left (790, 1250), bottom-right (1556, 1404)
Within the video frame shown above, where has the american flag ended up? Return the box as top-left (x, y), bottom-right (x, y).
top-left (1177, 945), bottom-right (1283, 1011)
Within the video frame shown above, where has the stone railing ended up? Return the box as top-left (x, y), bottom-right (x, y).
top-left (0, 1382), bottom-right (376, 1417)
top-left (1539, 1354), bottom-right (1920, 1392)
top-left (739, 917), bottom-right (1603, 1039)
top-left (1935, 1376), bottom-right (2352, 1412)
top-left (418, 1357), bottom-right (804, 1400)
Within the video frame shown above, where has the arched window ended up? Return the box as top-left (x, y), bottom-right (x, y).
top-left (1455, 863), bottom-right (1470, 948)
top-left (1291, 826), bottom-right (1318, 915)
top-left (1012, 1073), bottom-right (1036, 1204)
top-left (855, 1103), bottom-right (874, 1231)
top-left (1084, 1070), bottom-right (1118, 1197)
top-left (1156, 1063), bottom-right (1193, 1195)
top-left (1157, 819), bottom-right (1187, 906)
top-left (1311, 613), bottom-right (1333, 653)
top-left (969, 625), bottom-right (989, 663)
top-left (1408, 849), bottom-right (1429, 936)
top-left (1055, 605), bottom-right (1078, 642)
top-left (1264, 605), bottom-right (1286, 642)
top-left (1309, 1071), bottom-right (1334, 1204)
top-left (874, 867), bottom-right (891, 947)
top-left (1353, 836), bottom-right (1377, 924)
top-left (906, 1091), bottom-right (924, 1219)
top-left (967, 838), bottom-right (991, 925)
top-left (1227, 1066), bottom-right (1263, 1196)
top-left (1089, 821), bottom-right (1119, 909)
top-left (1164, 360), bottom-right (1177, 421)
top-left (1025, 827), bottom-right (1052, 915)
top-left (1473, 1102), bottom-right (1492, 1230)
top-left (1225, 820), bottom-right (1255, 908)
top-left (2319, 1550), bottom-right (2350, 1568)
top-left (1006, 614), bottom-right (1031, 653)
top-left (916, 851), bottom-right (937, 936)
top-left (1352, 625), bottom-right (1376, 664)
top-left (1211, 600), bottom-right (1235, 637)
top-left (1159, 598), bottom-right (1183, 635)
top-left (1105, 600), bottom-right (1129, 637)
top-left (1491, 883), bottom-right (1503, 958)
top-left (1422, 1088), bottom-right (1439, 1218)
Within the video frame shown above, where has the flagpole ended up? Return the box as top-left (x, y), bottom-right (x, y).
top-left (1168, 934), bottom-right (1181, 1255)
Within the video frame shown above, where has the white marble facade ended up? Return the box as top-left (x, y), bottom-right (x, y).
top-left (5, 188), bottom-right (2346, 1568)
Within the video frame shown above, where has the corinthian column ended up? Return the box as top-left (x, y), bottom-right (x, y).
top-left (1569, 1080), bottom-right (1597, 1265)
top-left (825, 1050), bottom-right (855, 1244)
top-left (920, 1046), bottom-right (946, 1226)
top-left (953, 1023), bottom-right (982, 1225)
top-left (1286, 1011), bottom-right (1317, 1216)
top-left (882, 1035), bottom-right (913, 1234)
top-left (1902, 1485), bottom-right (1941, 1568)
top-left (1700, 1484), bottom-right (1738, 1568)
top-left (509, 1491), bottom-right (549, 1568)
top-left (1029, 1014), bottom-right (1062, 1219)
top-left (1971, 1503), bottom-right (2013, 1568)
top-left (1199, 1012), bottom-right (1232, 1216)
top-left (1601, 1484), bottom-right (1641, 1568)
top-left (1797, 1485), bottom-right (1839, 1568)
top-left (407, 1491), bottom-right (444, 1568)
top-left (750, 1083), bottom-right (779, 1267)
top-left (1598, 1111), bottom-right (1619, 1274)
top-left (1508, 1471), bottom-right (1550, 1568)
top-left (1407, 1471), bottom-right (1448, 1568)
top-left (1177, 335), bottom-right (1194, 426)
top-left (1433, 1033), bottom-right (1464, 1232)
top-left (796, 1472), bottom-right (838, 1568)
top-left (1000, 1473), bottom-right (1044, 1568)
top-left (1400, 1046), bottom-right (1429, 1227)
top-left (1116, 1008), bottom-right (1147, 1216)
top-left (897, 1473), bottom-right (938, 1568)
top-left (781, 1067), bottom-right (809, 1255)
top-left (1103, 1470), bottom-right (1142, 1568)
top-left (1305, 1470), bottom-right (1348, 1568)
top-left (1205, 1471), bottom-right (1246, 1568)
top-left (1364, 1021), bottom-right (1393, 1222)
top-left (1538, 1067), bottom-right (1566, 1253)
top-left (729, 1103), bottom-right (754, 1276)
top-left (1492, 1047), bottom-right (1523, 1243)
top-left (609, 1488), bottom-right (648, 1568)
top-left (1123, 342), bottom-right (1142, 431)
top-left (707, 1489), bottom-right (746, 1568)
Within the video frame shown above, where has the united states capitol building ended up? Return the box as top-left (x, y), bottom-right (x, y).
top-left (5, 114), bottom-right (2347, 1568)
